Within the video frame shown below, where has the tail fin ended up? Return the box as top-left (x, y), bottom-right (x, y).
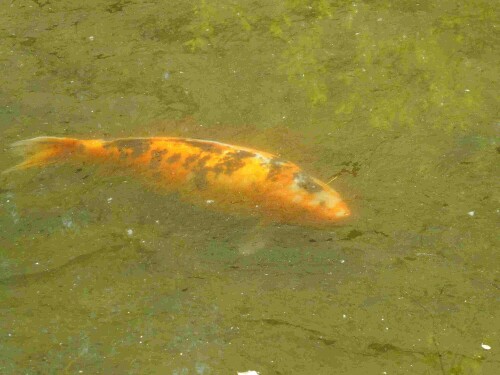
top-left (4, 137), bottom-right (80, 173)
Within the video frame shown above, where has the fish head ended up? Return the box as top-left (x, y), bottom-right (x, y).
top-left (306, 186), bottom-right (351, 222)
top-left (287, 173), bottom-right (350, 225)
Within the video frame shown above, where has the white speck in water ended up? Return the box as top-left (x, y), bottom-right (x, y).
top-left (35, 262), bottom-right (39, 265)
top-left (467, 211), bottom-right (475, 216)
top-left (343, 314), bottom-right (347, 319)
top-left (107, 197), bottom-right (112, 203)
top-left (238, 372), bottom-right (260, 375)
top-left (127, 229), bottom-right (133, 236)
top-left (88, 36), bottom-right (94, 41)
top-left (62, 217), bottom-right (73, 228)
top-left (340, 259), bottom-right (345, 264)
top-left (481, 343), bottom-right (491, 350)
top-left (465, 89), bottom-right (470, 92)
top-left (163, 72), bottom-right (170, 80)
top-left (206, 200), bottom-right (215, 204)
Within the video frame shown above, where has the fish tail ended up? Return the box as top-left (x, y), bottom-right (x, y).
top-left (3, 136), bottom-right (82, 173)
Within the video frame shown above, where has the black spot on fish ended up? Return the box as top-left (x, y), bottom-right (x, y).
top-left (105, 139), bottom-right (151, 157)
top-left (196, 155), bottom-right (211, 168)
top-left (211, 151), bottom-right (252, 176)
top-left (183, 153), bottom-right (201, 168)
top-left (166, 153), bottom-right (181, 164)
top-left (179, 139), bottom-right (224, 154)
top-left (187, 150), bottom-right (253, 189)
top-left (189, 155), bottom-right (213, 190)
top-left (150, 149), bottom-right (168, 169)
top-left (294, 172), bottom-right (323, 193)
top-left (233, 150), bottom-right (255, 160)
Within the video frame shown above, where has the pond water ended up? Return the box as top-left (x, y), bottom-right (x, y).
top-left (0, 1), bottom-right (498, 374)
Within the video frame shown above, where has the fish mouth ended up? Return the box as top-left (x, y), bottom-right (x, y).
top-left (332, 201), bottom-right (351, 219)
top-left (298, 201), bottom-right (351, 226)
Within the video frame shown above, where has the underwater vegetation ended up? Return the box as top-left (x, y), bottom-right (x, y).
top-left (183, 0), bottom-right (496, 130)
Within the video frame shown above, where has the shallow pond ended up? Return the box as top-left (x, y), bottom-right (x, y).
top-left (0, 1), bottom-right (498, 374)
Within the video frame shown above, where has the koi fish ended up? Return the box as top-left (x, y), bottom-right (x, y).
top-left (5, 136), bottom-right (350, 225)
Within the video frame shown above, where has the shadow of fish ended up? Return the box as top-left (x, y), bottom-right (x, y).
top-left (4, 136), bottom-right (350, 226)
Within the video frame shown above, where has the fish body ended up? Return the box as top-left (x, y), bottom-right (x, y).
top-left (6, 136), bottom-right (350, 225)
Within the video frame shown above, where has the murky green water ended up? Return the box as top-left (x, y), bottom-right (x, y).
top-left (1, 1), bottom-right (498, 374)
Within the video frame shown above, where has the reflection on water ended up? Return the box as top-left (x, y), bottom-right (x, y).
top-left (0, 0), bottom-right (498, 374)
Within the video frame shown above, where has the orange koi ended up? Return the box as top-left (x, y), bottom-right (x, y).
top-left (6, 136), bottom-right (350, 225)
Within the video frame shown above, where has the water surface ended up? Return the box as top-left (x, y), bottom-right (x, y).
top-left (0, 1), bottom-right (498, 374)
